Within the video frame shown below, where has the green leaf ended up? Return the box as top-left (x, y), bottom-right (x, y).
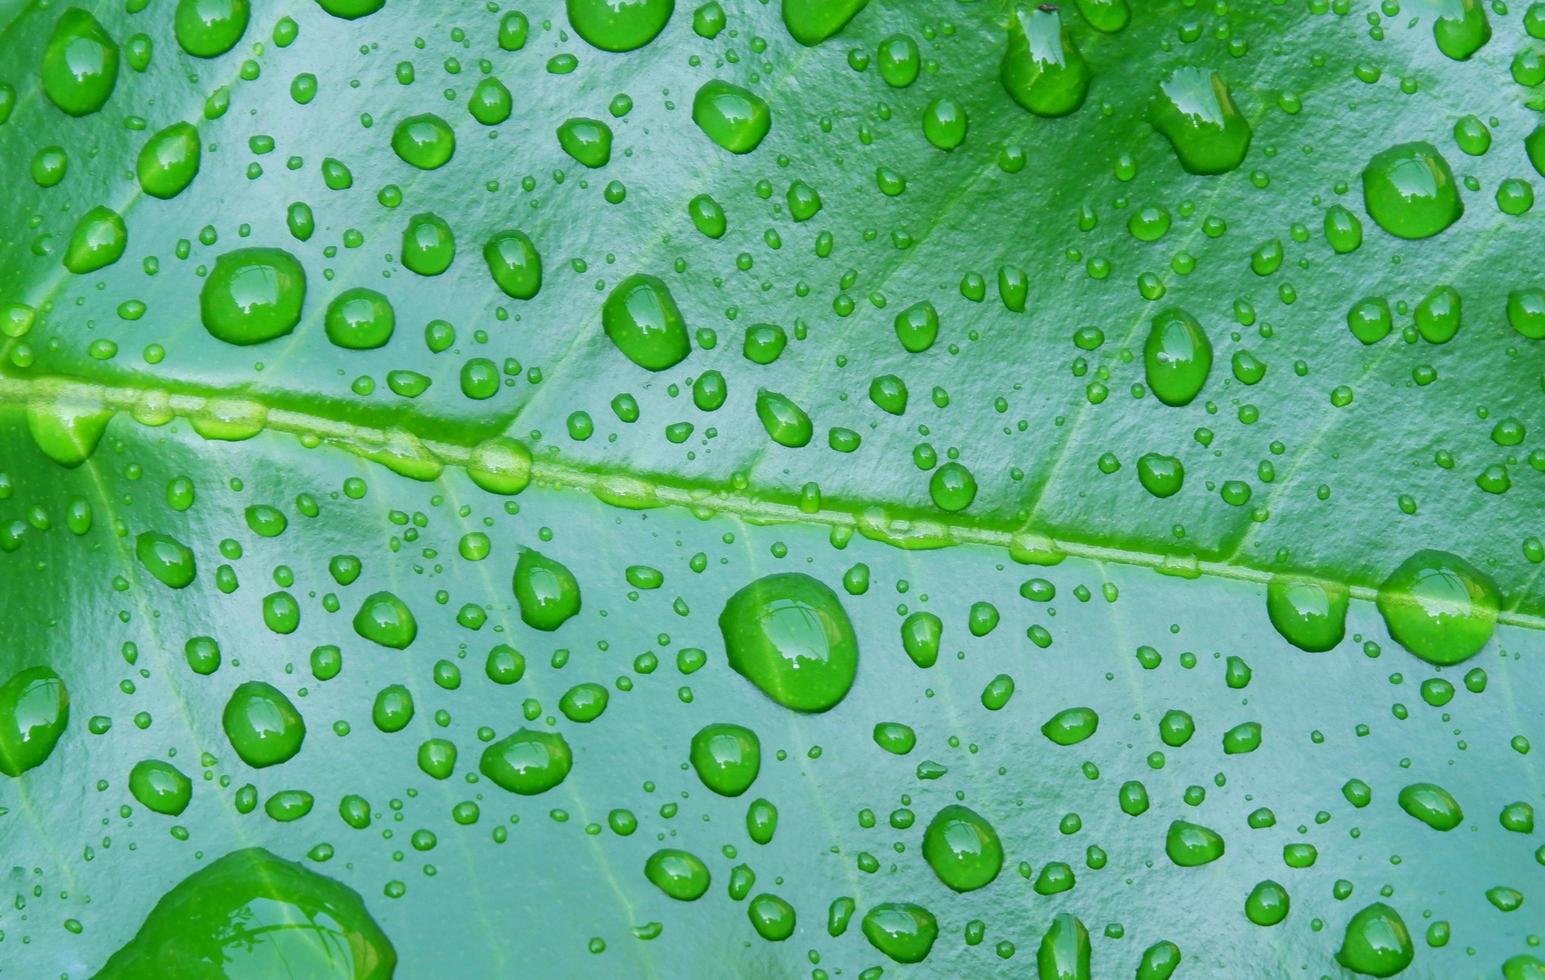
top-left (0, 0), bottom-right (1542, 976)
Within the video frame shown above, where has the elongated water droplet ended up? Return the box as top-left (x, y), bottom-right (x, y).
top-left (42, 9), bottom-right (120, 117)
top-left (0, 667), bottom-right (69, 777)
top-left (479, 728), bottom-right (573, 794)
top-left (1397, 782), bottom-right (1464, 831)
top-left (129, 759), bottom-right (192, 815)
top-left (1144, 308), bottom-right (1212, 406)
top-left (1037, 912), bottom-right (1091, 980)
top-left (136, 532), bottom-right (197, 589)
top-left (644, 848), bottom-right (711, 900)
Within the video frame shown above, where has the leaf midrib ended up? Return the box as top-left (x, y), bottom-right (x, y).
top-left (4, 372), bottom-right (1540, 633)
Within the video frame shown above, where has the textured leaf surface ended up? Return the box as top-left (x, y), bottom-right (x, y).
top-left (0, 0), bottom-right (1543, 976)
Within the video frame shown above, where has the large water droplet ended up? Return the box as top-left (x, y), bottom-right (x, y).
top-left (568, 0), bottom-right (673, 52)
top-left (42, 9), bottom-right (120, 117)
top-left (718, 572), bottom-right (858, 712)
top-left (692, 80), bottom-right (771, 153)
top-left (1037, 912), bottom-right (1092, 980)
top-left (401, 212), bottom-right (455, 276)
top-left (781, 0), bottom-right (868, 45)
top-left (644, 848), bottom-right (711, 900)
top-left (480, 728), bottom-right (573, 794)
top-left (200, 248), bottom-right (307, 345)
top-left (222, 681), bottom-right (305, 768)
top-left (129, 759), bottom-right (192, 815)
top-left (1375, 549), bottom-right (1498, 665)
top-left (483, 230), bottom-right (543, 299)
top-left (174, 0), bottom-right (250, 58)
top-left (1362, 142), bottom-right (1463, 240)
top-left (602, 274), bottom-right (691, 370)
top-left (352, 591), bottom-right (418, 649)
top-left (862, 902), bottom-right (938, 964)
top-left (1165, 819), bottom-right (1225, 866)
top-left (1397, 781), bottom-right (1464, 831)
top-left (1149, 67), bottom-right (1252, 175)
top-left (513, 549), bottom-right (581, 631)
top-left (325, 287), bottom-right (395, 350)
top-left (1335, 902), bottom-right (1414, 978)
top-left (1265, 575), bottom-right (1348, 652)
top-left (922, 804), bottom-right (1002, 891)
top-left (96, 847), bottom-right (396, 977)
top-left (391, 113), bottom-right (456, 170)
top-left (0, 667), bottom-right (69, 777)
top-left (1432, 0), bottom-right (1490, 60)
top-left (1000, 4), bottom-right (1090, 118)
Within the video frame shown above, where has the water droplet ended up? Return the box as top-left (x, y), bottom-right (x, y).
top-left (174, 0), bottom-right (250, 58)
top-left (1397, 782), bottom-right (1464, 831)
top-left (352, 591), bottom-right (417, 649)
top-left (1245, 880), bottom-right (1291, 926)
top-left (929, 461), bottom-right (977, 512)
top-left (1336, 902), bottom-right (1414, 978)
top-left (692, 80), bottom-right (771, 154)
top-left (137, 122), bottom-right (201, 199)
top-left (401, 212), bottom-right (455, 276)
top-left (1414, 284), bottom-right (1461, 343)
top-left (0, 667), bottom-right (69, 777)
top-left (128, 759), bottom-right (192, 815)
top-left (467, 437), bottom-right (533, 495)
top-left (317, 0), bottom-right (385, 18)
top-left (862, 902), bottom-right (938, 963)
top-left (1000, 4), bottom-right (1090, 118)
top-left (602, 274), bottom-right (691, 370)
top-left (557, 116), bottom-right (614, 168)
top-left (1376, 549), bottom-right (1498, 665)
top-left (922, 97), bottom-right (968, 150)
top-left (1144, 308), bottom-right (1212, 406)
top-left (1165, 819), bottom-right (1225, 866)
top-left (1266, 575), bottom-right (1348, 652)
top-left (719, 572), bottom-right (858, 712)
top-left (325, 287), bottom-right (395, 350)
top-left (568, 0), bottom-right (673, 51)
top-left (781, 0), bottom-right (868, 45)
top-left (1136, 453), bottom-right (1184, 497)
top-left (922, 805), bottom-right (1002, 891)
top-left (391, 113), bottom-right (456, 170)
top-left (135, 532), bottom-right (197, 589)
top-left (479, 728), bottom-right (573, 794)
top-left (513, 549), bottom-right (582, 631)
top-left (64, 206), bottom-right (127, 274)
top-left (1037, 912), bottom-right (1092, 980)
top-left (42, 9), bottom-right (120, 117)
top-left (644, 848), bottom-right (711, 900)
top-left (1432, 0), bottom-right (1490, 60)
top-left (747, 893), bottom-right (796, 941)
top-left (755, 389), bottom-right (812, 447)
top-left (1042, 706), bottom-right (1099, 745)
top-left (200, 248), bottom-right (307, 345)
top-left (689, 722), bottom-right (760, 796)
top-left (97, 848), bottom-right (395, 976)
top-left (1362, 142), bottom-right (1463, 240)
top-left (222, 681), bottom-right (305, 768)
top-left (1076, 0), bottom-right (1130, 32)
top-left (1149, 68), bottom-right (1252, 175)
top-left (483, 230), bottom-right (543, 299)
